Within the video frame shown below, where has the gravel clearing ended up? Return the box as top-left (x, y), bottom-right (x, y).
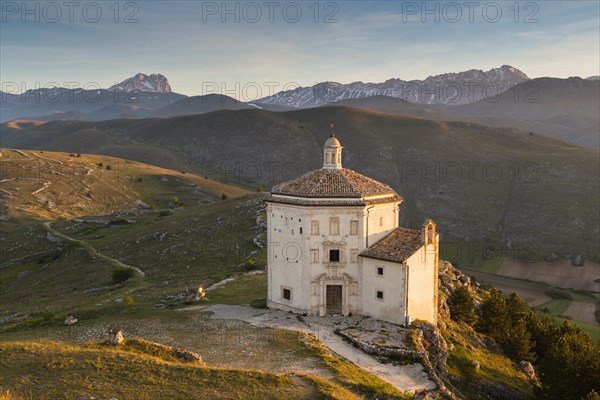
top-left (196, 303), bottom-right (436, 393)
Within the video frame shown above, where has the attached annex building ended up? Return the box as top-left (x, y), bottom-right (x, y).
top-left (264, 135), bottom-right (438, 325)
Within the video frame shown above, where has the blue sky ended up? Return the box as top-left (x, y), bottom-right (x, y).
top-left (1, 1), bottom-right (599, 98)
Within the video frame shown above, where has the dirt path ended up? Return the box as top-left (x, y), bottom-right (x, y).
top-left (43, 221), bottom-right (145, 278)
top-left (461, 268), bottom-right (552, 307)
top-left (194, 303), bottom-right (436, 394)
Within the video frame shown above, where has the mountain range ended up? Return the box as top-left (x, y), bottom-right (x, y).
top-left (256, 65), bottom-right (530, 107)
top-left (2, 66), bottom-right (598, 148)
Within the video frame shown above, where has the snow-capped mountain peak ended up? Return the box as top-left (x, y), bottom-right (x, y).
top-left (258, 65), bottom-right (530, 107)
top-left (109, 73), bottom-right (172, 93)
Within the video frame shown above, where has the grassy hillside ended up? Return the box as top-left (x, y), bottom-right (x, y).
top-left (0, 195), bottom-right (265, 321)
top-left (1, 107), bottom-right (598, 256)
top-left (0, 148), bottom-right (249, 220)
top-left (0, 340), bottom-right (321, 399)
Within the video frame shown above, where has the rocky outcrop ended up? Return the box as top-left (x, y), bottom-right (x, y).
top-left (471, 380), bottom-right (530, 400)
top-left (64, 314), bottom-right (77, 325)
top-left (418, 322), bottom-right (449, 371)
top-left (518, 361), bottom-right (535, 380)
top-left (106, 327), bottom-right (124, 345)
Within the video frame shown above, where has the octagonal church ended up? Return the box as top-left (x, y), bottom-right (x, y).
top-left (264, 135), bottom-right (438, 325)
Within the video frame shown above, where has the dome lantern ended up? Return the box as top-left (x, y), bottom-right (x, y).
top-left (323, 134), bottom-right (342, 169)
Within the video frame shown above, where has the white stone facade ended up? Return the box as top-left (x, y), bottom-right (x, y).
top-left (265, 135), bottom-right (438, 325)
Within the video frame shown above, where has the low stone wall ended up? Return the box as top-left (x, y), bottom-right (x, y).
top-left (336, 329), bottom-right (425, 362)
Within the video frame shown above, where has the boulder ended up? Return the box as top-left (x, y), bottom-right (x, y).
top-left (483, 336), bottom-right (500, 352)
top-left (107, 327), bottom-right (124, 345)
top-left (471, 360), bottom-right (480, 369)
top-left (572, 254), bottom-right (584, 266)
top-left (459, 275), bottom-right (471, 285)
top-left (519, 361), bottom-right (536, 379)
top-left (64, 314), bottom-right (77, 325)
top-left (16, 271), bottom-right (31, 280)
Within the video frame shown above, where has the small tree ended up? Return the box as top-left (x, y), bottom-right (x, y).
top-left (536, 327), bottom-right (600, 399)
top-left (448, 286), bottom-right (476, 325)
top-left (105, 164), bottom-right (112, 171)
top-left (506, 292), bottom-right (529, 325)
top-left (504, 318), bottom-right (536, 362)
top-left (221, 193), bottom-right (228, 200)
top-left (256, 185), bottom-right (264, 193)
top-left (477, 289), bottom-right (511, 342)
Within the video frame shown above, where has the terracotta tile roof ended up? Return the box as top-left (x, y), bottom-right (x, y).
top-left (270, 168), bottom-right (400, 199)
top-left (360, 227), bottom-right (423, 263)
top-left (263, 194), bottom-right (401, 207)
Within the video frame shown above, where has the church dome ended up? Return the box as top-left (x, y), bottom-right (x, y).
top-left (324, 135), bottom-right (342, 148)
top-left (266, 167), bottom-right (402, 206)
top-left (265, 134), bottom-right (402, 206)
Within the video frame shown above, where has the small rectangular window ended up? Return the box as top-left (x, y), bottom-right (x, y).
top-left (310, 249), bottom-right (319, 263)
top-left (299, 227), bottom-right (303, 234)
top-left (350, 220), bottom-right (358, 235)
top-left (329, 249), bottom-right (340, 262)
top-left (283, 288), bottom-right (291, 301)
top-left (330, 218), bottom-right (339, 235)
top-left (376, 290), bottom-right (384, 300)
top-left (377, 266), bottom-right (384, 276)
top-left (350, 249), bottom-right (358, 263)
top-left (311, 221), bottom-right (319, 235)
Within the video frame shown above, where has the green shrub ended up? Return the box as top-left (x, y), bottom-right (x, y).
top-left (545, 288), bottom-right (574, 300)
top-left (244, 257), bottom-right (256, 271)
top-left (112, 268), bottom-right (135, 283)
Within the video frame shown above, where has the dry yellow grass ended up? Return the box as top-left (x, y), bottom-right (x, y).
top-left (0, 148), bottom-right (250, 220)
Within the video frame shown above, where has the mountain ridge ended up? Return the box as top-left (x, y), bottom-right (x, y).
top-left (257, 65), bottom-right (530, 107)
